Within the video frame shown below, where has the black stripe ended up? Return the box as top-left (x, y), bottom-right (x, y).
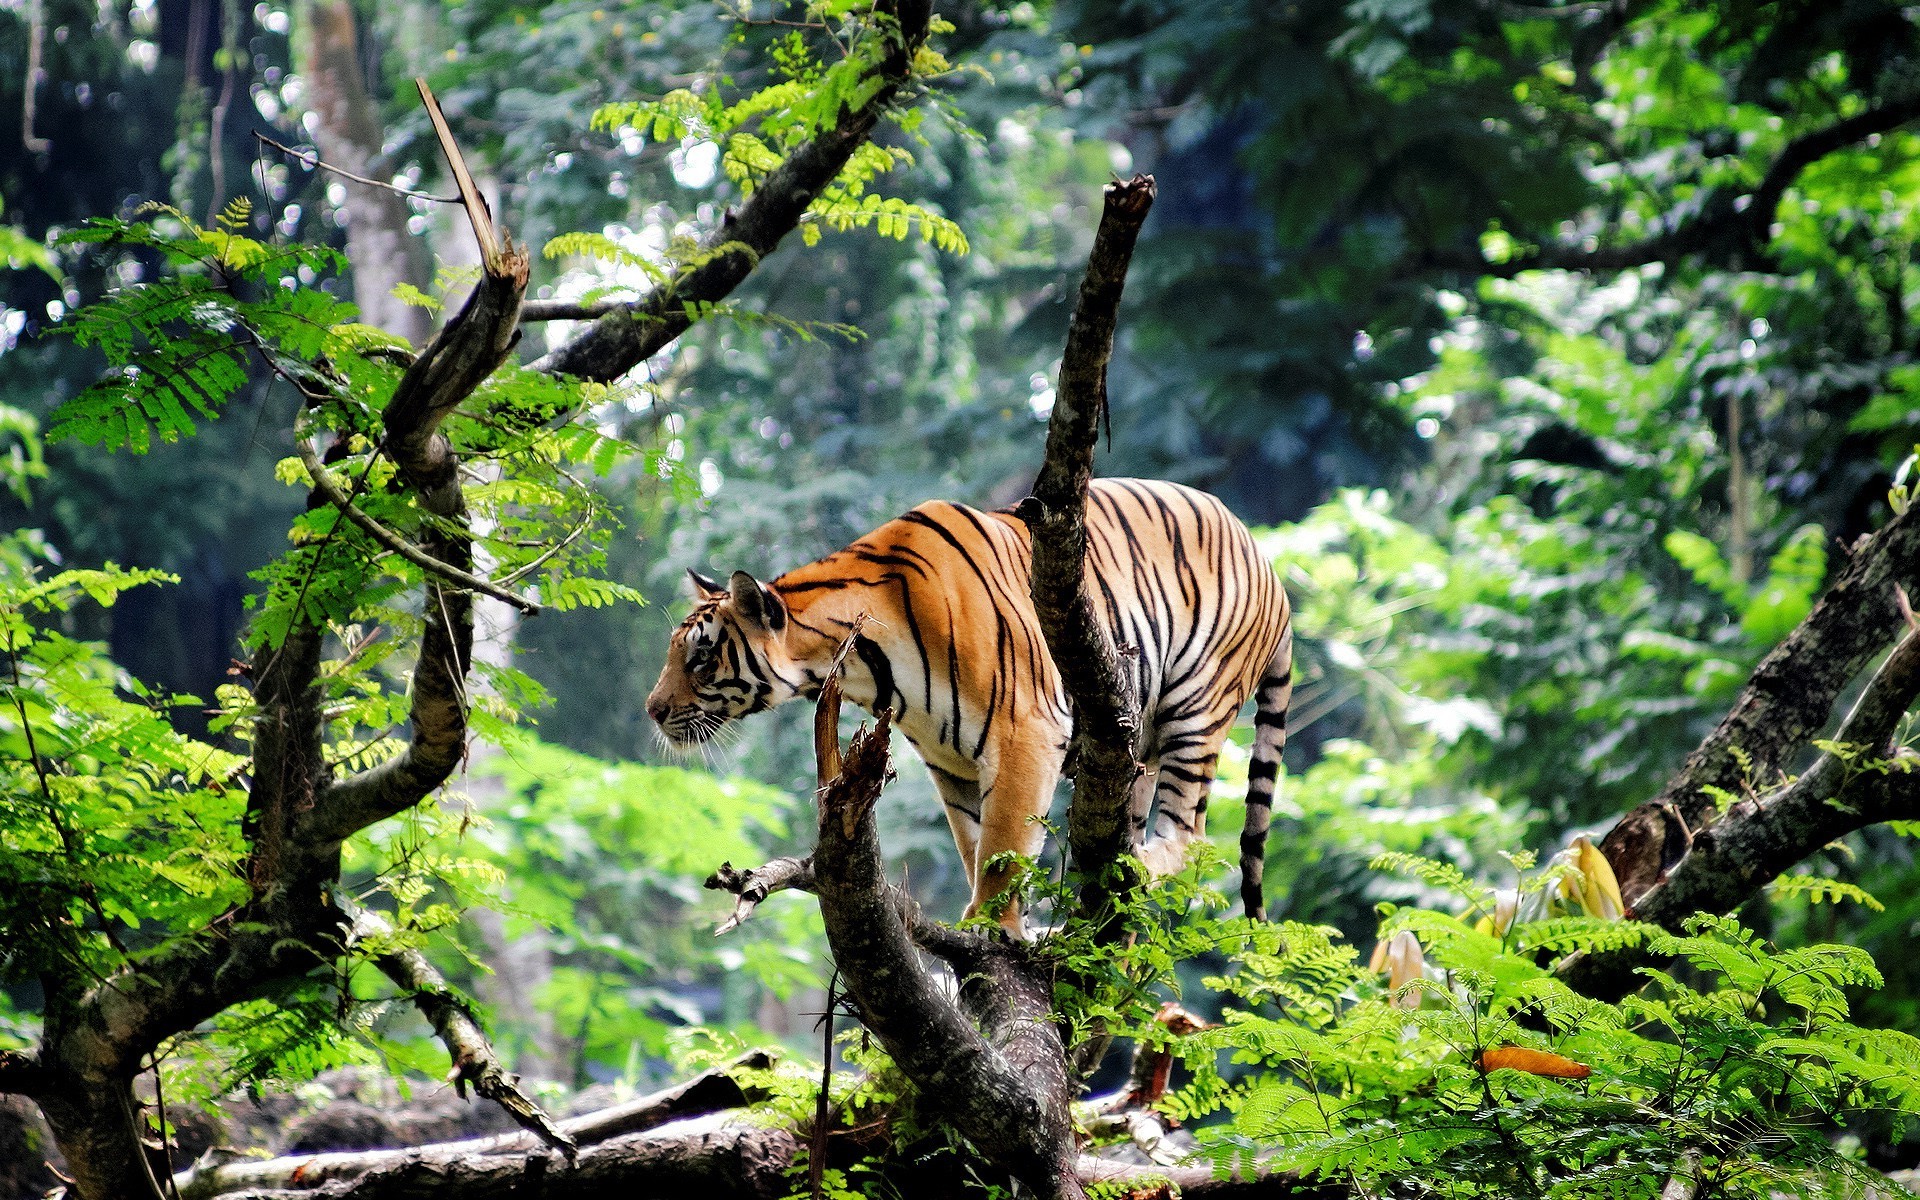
top-left (1248, 759), bottom-right (1280, 783)
top-left (855, 634), bottom-right (901, 715)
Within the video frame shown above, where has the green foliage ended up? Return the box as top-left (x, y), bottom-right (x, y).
top-left (586, 0), bottom-right (967, 265)
top-left (1664, 523), bottom-right (1828, 646)
top-left (1132, 855), bottom-right (1920, 1200)
top-left (349, 738), bottom-right (824, 1082)
top-left (51, 203), bottom-right (355, 453)
top-left (0, 196), bottom-right (55, 280)
top-left (0, 537), bottom-right (248, 992)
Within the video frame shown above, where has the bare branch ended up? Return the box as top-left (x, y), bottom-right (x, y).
top-left (254, 132), bottom-right (463, 204)
top-left (175, 1061), bottom-right (773, 1199)
top-left (1018, 174), bottom-right (1157, 918)
top-left (340, 898), bottom-right (574, 1158)
top-left (177, 1112), bottom-right (798, 1200)
top-left (706, 856), bottom-right (816, 935)
top-left (518, 298), bottom-right (629, 323)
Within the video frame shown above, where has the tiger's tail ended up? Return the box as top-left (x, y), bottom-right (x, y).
top-left (1241, 627), bottom-right (1293, 921)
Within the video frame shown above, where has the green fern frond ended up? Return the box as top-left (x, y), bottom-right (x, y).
top-left (1768, 875), bottom-right (1885, 911)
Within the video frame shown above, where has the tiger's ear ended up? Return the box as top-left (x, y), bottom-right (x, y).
top-left (686, 569), bottom-right (724, 600)
top-left (729, 570), bottom-right (787, 633)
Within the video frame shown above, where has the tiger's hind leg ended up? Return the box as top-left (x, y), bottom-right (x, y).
top-left (1133, 715), bottom-right (1231, 881)
top-left (927, 765), bottom-right (983, 885)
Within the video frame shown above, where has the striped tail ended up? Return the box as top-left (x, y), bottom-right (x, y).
top-left (1241, 628), bottom-right (1293, 921)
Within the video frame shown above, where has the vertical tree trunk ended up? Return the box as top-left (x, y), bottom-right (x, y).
top-left (298, 0), bottom-right (433, 346)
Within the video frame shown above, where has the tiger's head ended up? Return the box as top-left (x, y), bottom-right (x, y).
top-left (646, 568), bottom-right (800, 748)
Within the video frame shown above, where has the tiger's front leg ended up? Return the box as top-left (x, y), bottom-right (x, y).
top-left (964, 732), bottom-right (1065, 936)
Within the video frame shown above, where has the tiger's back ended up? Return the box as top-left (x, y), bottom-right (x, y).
top-left (648, 478), bottom-right (1293, 926)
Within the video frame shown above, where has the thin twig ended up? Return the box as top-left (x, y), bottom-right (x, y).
top-left (812, 972), bottom-right (837, 1200)
top-left (519, 298), bottom-right (634, 323)
top-left (494, 512), bottom-right (594, 587)
top-left (254, 132), bottom-right (463, 204)
top-left (296, 438), bottom-right (541, 615)
top-left (149, 1054), bottom-right (183, 1200)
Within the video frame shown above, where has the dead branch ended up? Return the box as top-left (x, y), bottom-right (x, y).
top-left (174, 1061), bottom-right (773, 1199)
top-left (706, 856), bottom-right (816, 935)
top-left (183, 1113), bottom-right (798, 1200)
top-left (339, 899), bottom-right (574, 1158)
top-left (254, 132), bottom-right (463, 204)
top-left (1019, 174), bottom-right (1157, 920)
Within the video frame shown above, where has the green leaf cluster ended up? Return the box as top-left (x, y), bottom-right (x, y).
top-left (0, 538), bottom-right (248, 998)
top-left (1138, 857), bottom-right (1920, 1199)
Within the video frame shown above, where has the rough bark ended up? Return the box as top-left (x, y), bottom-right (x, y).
top-left (174, 1063), bottom-right (771, 1198)
top-left (1600, 504), bottom-right (1920, 908)
top-left (1019, 174), bottom-right (1157, 919)
top-left (297, 0), bottom-right (434, 345)
top-left (1564, 625), bottom-right (1920, 996)
top-left (805, 679), bottom-right (1083, 1199)
top-left (528, 0), bottom-right (932, 381)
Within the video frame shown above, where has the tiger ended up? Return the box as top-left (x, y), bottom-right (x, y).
top-left (645, 477), bottom-right (1293, 931)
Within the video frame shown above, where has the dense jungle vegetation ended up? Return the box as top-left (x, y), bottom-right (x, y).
top-left (5, 0), bottom-right (1920, 1197)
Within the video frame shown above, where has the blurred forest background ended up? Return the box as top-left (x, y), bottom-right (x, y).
top-left (3, 0), bottom-right (1920, 1111)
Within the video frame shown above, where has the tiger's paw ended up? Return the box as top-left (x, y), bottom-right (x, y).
top-left (1134, 838), bottom-right (1189, 879)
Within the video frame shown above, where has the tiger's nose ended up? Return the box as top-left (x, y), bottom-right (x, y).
top-left (646, 697), bottom-right (670, 725)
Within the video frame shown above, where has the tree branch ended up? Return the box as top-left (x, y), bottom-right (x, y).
top-left (339, 898), bottom-right (574, 1158)
top-left (1018, 174), bottom-right (1156, 920)
top-left (174, 1061), bottom-right (773, 1199)
top-left (806, 677), bottom-right (1082, 1199)
top-left (295, 438), bottom-right (540, 614)
top-left (1562, 625), bottom-right (1920, 996)
top-left (705, 856), bottom-right (816, 935)
top-left (1601, 503), bottom-right (1920, 908)
top-left (304, 159), bottom-right (531, 846)
top-left (528, 0), bottom-right (932, 382)
top-left (179, 1112), bottom-right (799, 1200)
top-left (1421, 96), bottom-right (1920, 278)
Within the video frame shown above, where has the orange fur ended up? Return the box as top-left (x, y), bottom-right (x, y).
top-left (647, 479), bottom-right (1293, 931)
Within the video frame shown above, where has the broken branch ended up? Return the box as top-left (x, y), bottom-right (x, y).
top-left (340, 897), bottom-right (575, 1158)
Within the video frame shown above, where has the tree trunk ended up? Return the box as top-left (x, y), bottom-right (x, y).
top-left (298, 0), bottom-right (434, 346)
